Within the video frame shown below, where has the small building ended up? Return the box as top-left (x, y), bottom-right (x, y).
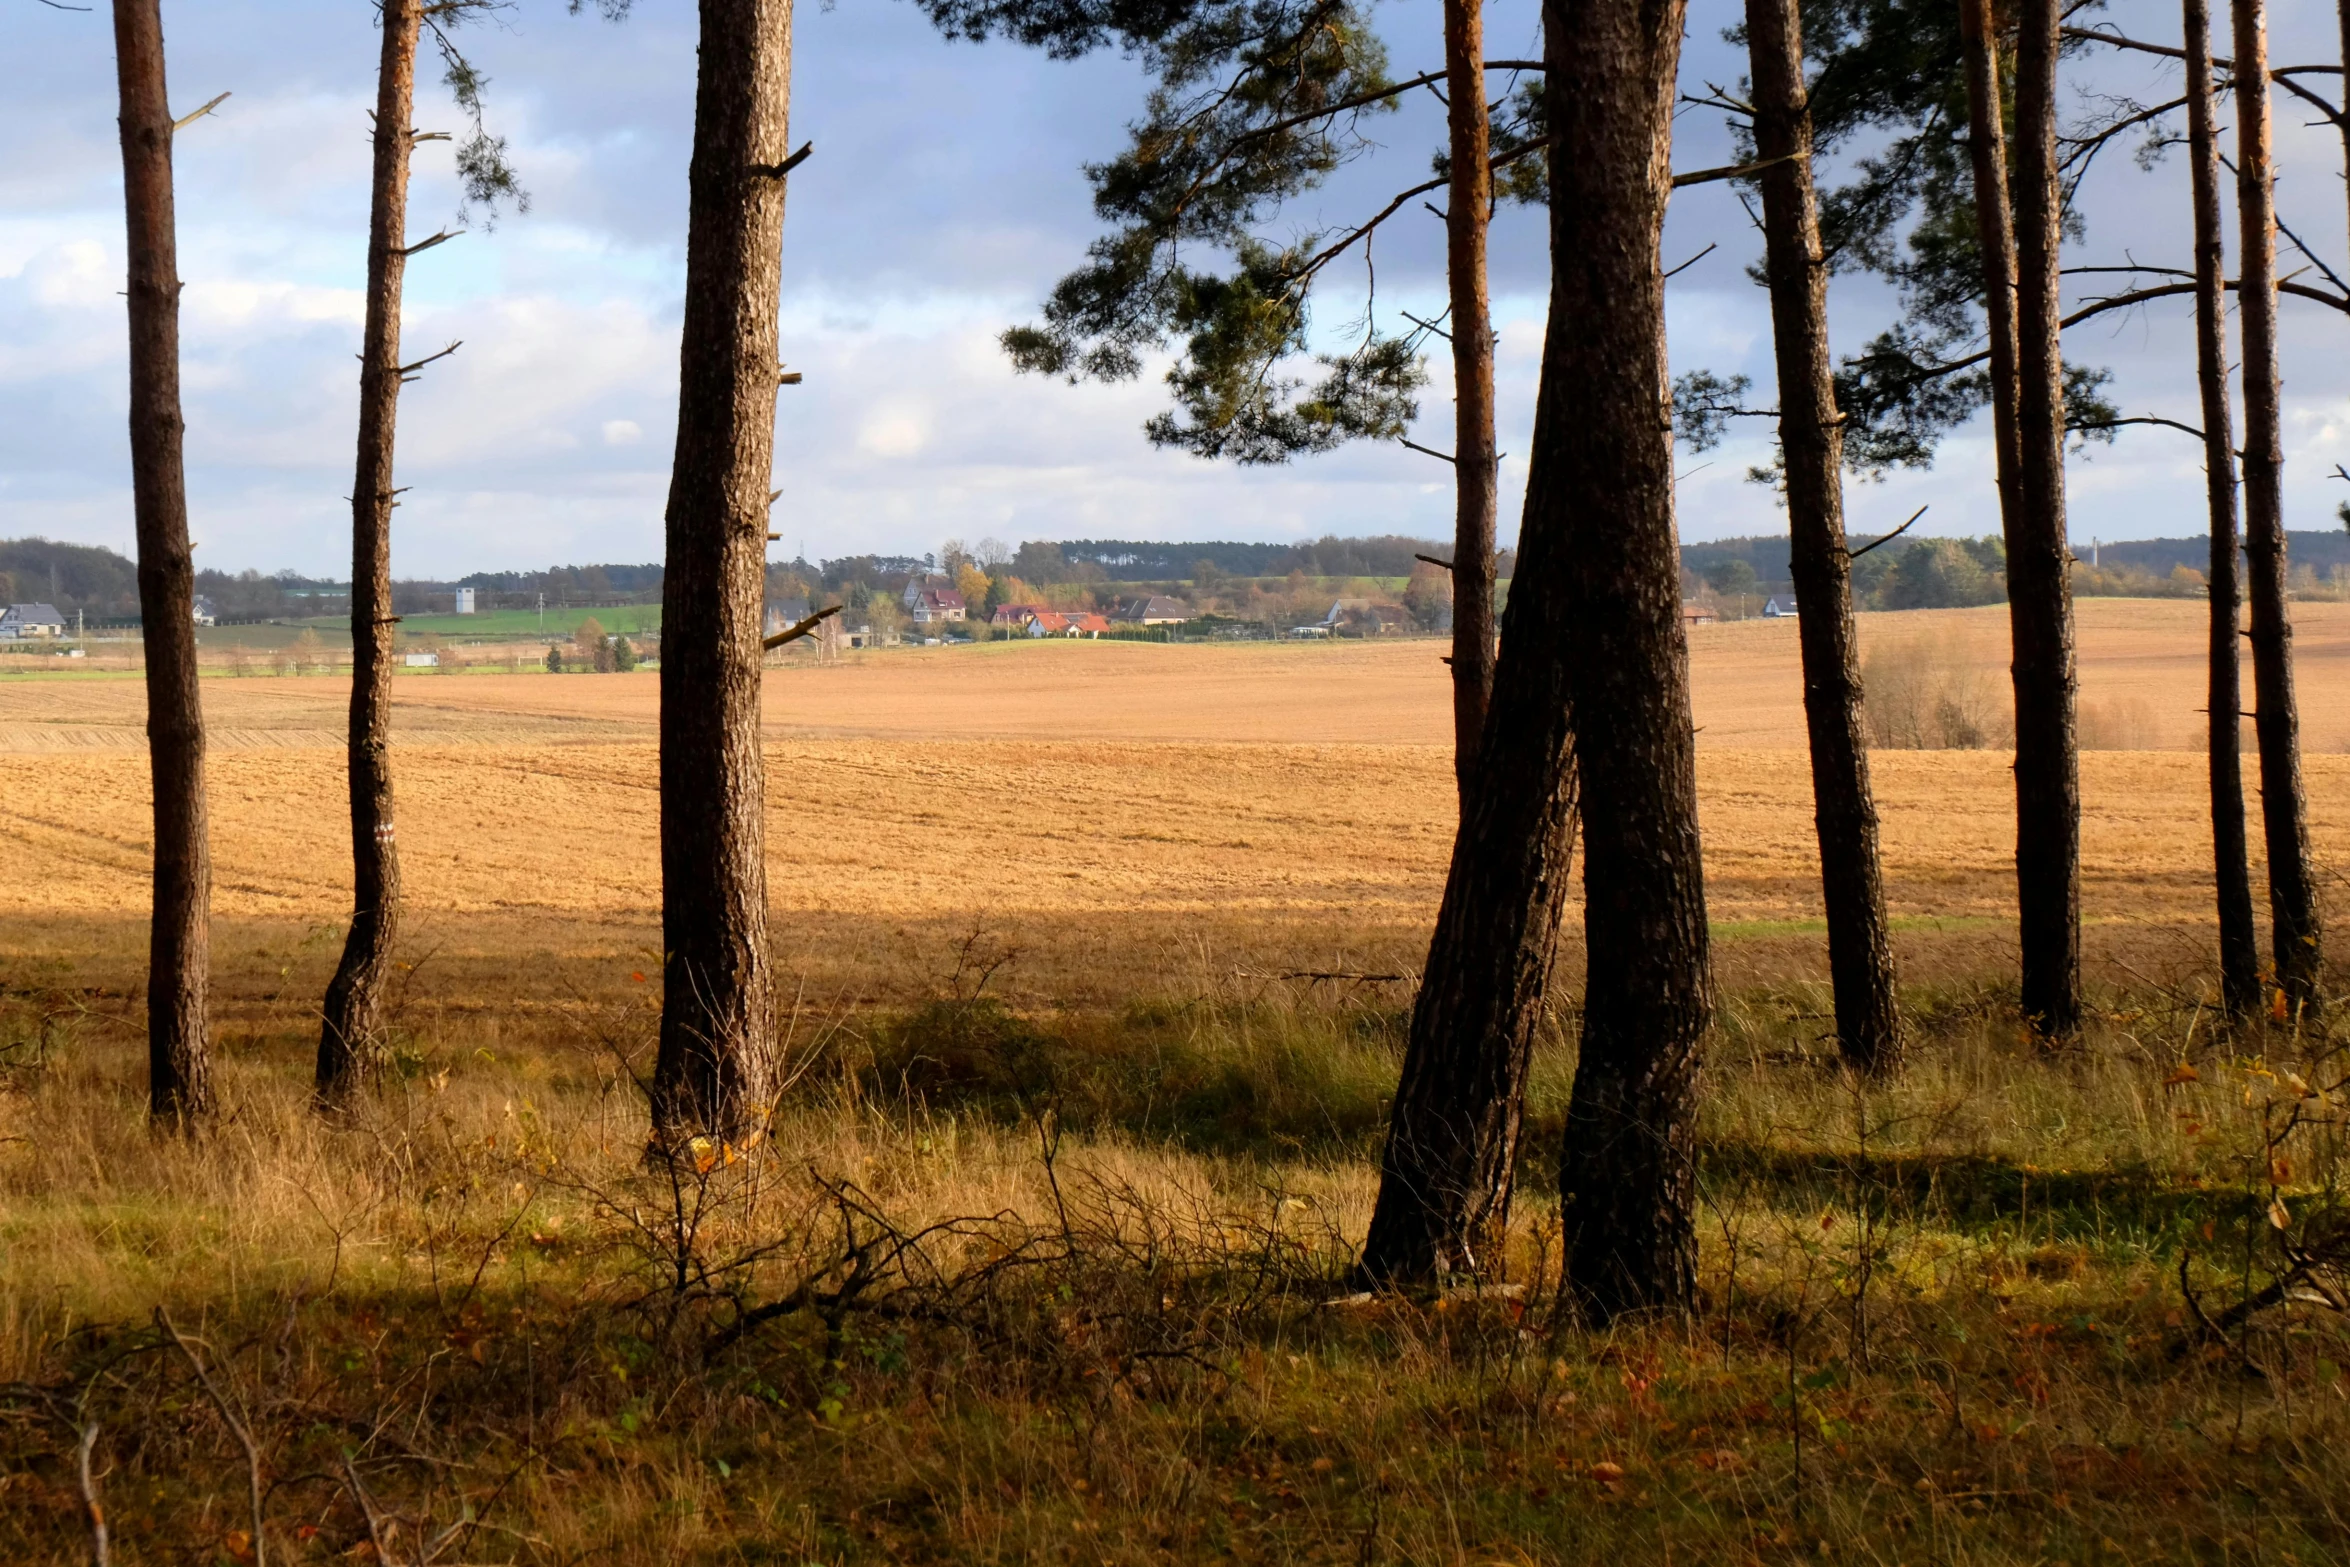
top-left (910, 587), bottom-right (967, 625)
top-left (1362, 604), bottom-right (1412, 635)
top-left (1682, 602), bottom-right (1719, 627)
top-left (1063, 612), bottom-right (1110, 639)
top-left (191, 595), bottom-right (218, 627)
top-left (1288, 622), bottom-right (1331, 638)
top-left (1762, 595), bottom-right (1797, 619)
top-left (1118, 595), bottom-right (1190, 626)
top-left (1024, 611), bottom-right (1071, 636)
top-left (991, 603), bottom-right (1044, 629)
top-left (403, 652), bottom-right (440, 668)
top-left (0, 603), bottom-right (66, 639)
top-left (455, 587), bottom-right (477, 615)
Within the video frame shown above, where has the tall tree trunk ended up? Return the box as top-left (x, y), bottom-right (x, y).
top-left (319, 0), bottom-right (423, 1105)
top-left (1550, 0), bottom-right (1709, 1323)
top-left (1356, 426), bottom-right (1578, 1286)
top-left (1743, 0), bottom-right (1902, 1074)
top-left (114, 0), bottom-right (214, 1124)
top-left (1968, 0), bottom-right (2082, 1038)
top-left (2184, 0), bottom-right (2261, 1022)
top-left (2232, 0), bottom-right (2325, 1010)
top-left (1442, 0), bottom-right (1497, 785)
top-left (654, 0), bottom-right (795, 1137)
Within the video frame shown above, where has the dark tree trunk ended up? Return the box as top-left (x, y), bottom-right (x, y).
top-left (2339, 0), bottom-right (2350, 258)
top-left (2231, 0), bottom-right (2324, 1010)
top-left (1743, 0), bottom-right (1902, 1074)
top-left (1967, 0), bottom-right (2082, 1038)
top-left (114, 0), bottom-right (214, 1125)
top-left (1356, 421), bottom-right (1578, 1287)
top-left (1549, 0), bottom-right (1710, 1324)
top-left (2184, 0), bottom-right (2261, 1022)
top-left (319, 0), bottom-right (423, 1105)
top-left (654, 0), bottom-right (795, 1137)
top-left (1442, 0), bottom-right (1497, 785)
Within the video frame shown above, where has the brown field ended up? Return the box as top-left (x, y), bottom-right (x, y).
top-left (2, 599), bottom-right (2346, 1014)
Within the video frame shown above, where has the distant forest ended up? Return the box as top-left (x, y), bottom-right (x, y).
top-left (11, 527), bottom-right (2349, 623)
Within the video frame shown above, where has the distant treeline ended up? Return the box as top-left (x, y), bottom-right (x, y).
top-left (17, 529), bottom-right (2345, 624)
top-left (1681, 529), bottom-right (2350, 611)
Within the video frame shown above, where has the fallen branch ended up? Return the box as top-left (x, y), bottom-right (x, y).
top-left (155, 1308), bottom-right (266, 1567)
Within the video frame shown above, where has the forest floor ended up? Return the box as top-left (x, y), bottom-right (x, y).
top-left (4, 602), bottom-right (2350, 1562)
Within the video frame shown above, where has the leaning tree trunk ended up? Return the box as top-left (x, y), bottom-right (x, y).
top-left (1550, 0), bottom-right (1710, 1323)
top-left (1441, 0), bottom-right (1498, 787)
top-left (654, 0), bottom-right (795, 1137)
top-left (1744, 0), bottom-right (1902, 1074)
top-left (2184, 0), bottom-right (2261, 1022)
top-left (1969, 0), bottom-right (2082, 1038)
top-left (114, 0), bottom-right (214, 1124)
top-left (2232, 0), bottom-right (2325, 1011)
top-left (319, 0), bottom-right (424, 1105)
top-left (1355, 416), bottom-right (1578, 1287)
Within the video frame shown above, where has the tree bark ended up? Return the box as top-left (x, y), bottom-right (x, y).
top-left (1968, 0), bottom-right (2082, 1038)
top-left (1441, 0), bottom-right (1497, 786)
top-left (114, 0), bottom-right (214, 1124)
top-left (1743, 0), bottom-right (1903, 1074)
top-left (654, 0), bottom-right (794, 1137)
top-left (319, 0), bottom-right (423, 1105)
top-left (1356, 415), bottom-right (1578, 1287)
top-left (2184, 0), bottom-right (2261, 1022)
top-left (2231, 0), bottom-right (2324, 1010)
top-left (1549, 0), bottom-right (1709, 1323)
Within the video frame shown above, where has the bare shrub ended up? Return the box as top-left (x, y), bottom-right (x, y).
top-left (2078, 695), bottom-right (2160, 750)
top-left (1861, 631), bottom-right (2014, 749)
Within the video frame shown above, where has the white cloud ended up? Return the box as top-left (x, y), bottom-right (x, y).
top-left (601, 419), bottom-right (642, 446)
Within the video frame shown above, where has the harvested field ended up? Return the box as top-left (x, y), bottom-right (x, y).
top-left (2, 599), bottom-right (2346, 1014)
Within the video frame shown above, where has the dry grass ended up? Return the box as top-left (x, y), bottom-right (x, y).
top-left (6, 974), bottom-right (2350, 1563)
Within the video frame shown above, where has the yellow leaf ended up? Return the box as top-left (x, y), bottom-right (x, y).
top-left (2269, 1196), bottom-right (2293, 1231)
top-left (2273, 989), bottom-right (2292, 1023)
top-left (223, 1530), bottom-right (255, 1562)
top-left (689, 1135), bottom-right (717, 1175)
top-left (2164, 1064), bottom-right (2199, 1087)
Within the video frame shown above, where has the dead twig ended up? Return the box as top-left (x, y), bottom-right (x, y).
top-left (155, 1307), bottom-right (268, 1567)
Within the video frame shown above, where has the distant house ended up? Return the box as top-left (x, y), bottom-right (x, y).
top-left (403, 652), bottom-right (440, 668)
top-left (0, 603), bottom-right (66, 639)
top-left (910, 587), bottom-right (967, 625)
top-left (191, 595), bottom-right (218, 627)
top-left (1287, 622), bottom-right (1331, 639)
top-left (991, 603), bottom-right (1044, 629)
top-left (1118, 595), bottom-right (1191, 626)
top-left (1682, 602), bottom-right (1719, 627)
top-left (1024, 611), bottom-right (1071, 636)
top-left (1362, 604), bottom-right (1412, 635)
top-left (1063, 612), bottom-right (1111, 639)
top-left (1762, 595), bottom-right (1798, 619)
top-left (901, 574), bottom-right (949, 609)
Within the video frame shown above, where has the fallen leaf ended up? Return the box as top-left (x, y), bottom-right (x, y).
top-left (2164, 1063), bottom-right (2200, 1087)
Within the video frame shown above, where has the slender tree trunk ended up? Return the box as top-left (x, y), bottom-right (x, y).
top-left (1743, 0), bottom-right (1902, 1074)
top-left (654, 0), bottom-right (794, 1137)
top-left (2184, 0), bottom-right (2261, 1022)
top-left (1442, 0), bottom-right (1497, 786)
top-left (1356, 420), bottom-right (1578, 1287)
top-left (2338, 0), bottom-right (2350, 258)
top-left (1967, 0), bottom-right (2082, 1038)
top-left (319, 0), bottom-right (423, 1105)
top-left (1549, 0), bottom-right (1709, 1323)
top-left (2232, 0), bottom-right (2324, 1010)
top-left (114, 0), bottom-right (214, 1124)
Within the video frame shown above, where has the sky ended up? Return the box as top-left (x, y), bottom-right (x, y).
top-left (5, 0), bottom-right (2350, 578)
